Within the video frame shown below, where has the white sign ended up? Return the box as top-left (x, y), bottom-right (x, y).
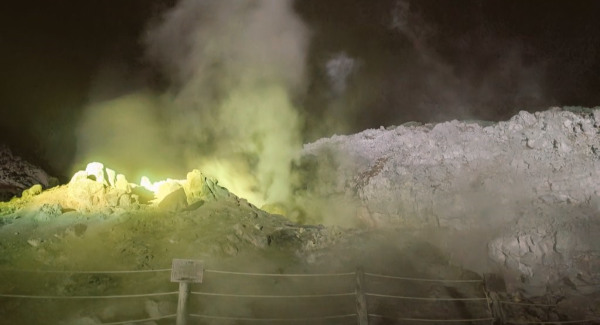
top-left (171, 259), bottom-right (204, 283)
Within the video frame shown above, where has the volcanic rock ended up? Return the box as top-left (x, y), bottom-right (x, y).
top-left (158, 187), bottom-right (188, 212)
top-left (0, 145), bottom-right (55, 201)
top-left (302, 107), bottom-right (600, 286)
top-left (34, 203), bottom-right (63, 221)
top-left (68, 178), bottom-right (106, 211)
top-left (184, 169), bottom-right (230, 204)
top-left (21, 184), bottom-right (43, 199)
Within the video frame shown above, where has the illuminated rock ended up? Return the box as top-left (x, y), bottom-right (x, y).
top-left (158, 187), bottom-right (188, 212)
top-left (85, 162), bottom-right (108, 185)
top-left (106, 168), bottom-right (117, 187)
top-left (70, 171), bottom-right (89, 183)
top-left (184, 169), bottom-right (230, 204)
top-left (115, 174), bottom-right (132, 193)
top-left (67, 178), bottom-right (106, 211)
top-left (154, 180), bottom-right (183, 202)
top-left (21, 184), bottom-right (43, 199)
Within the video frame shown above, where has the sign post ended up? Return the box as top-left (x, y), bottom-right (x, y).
top-left (171, 259), bottom-right (204, 325)
top-left (355, 267), bottom-right (369, 325)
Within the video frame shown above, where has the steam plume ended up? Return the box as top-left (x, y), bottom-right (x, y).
top-left (76, 0), bottom-right (310, 207)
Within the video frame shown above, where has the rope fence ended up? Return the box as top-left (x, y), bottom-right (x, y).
top-left (191, 291), bottom-right (355, 298)
top-left (204, 269), bottom-right (355, 277)
top-left (499, 300), bottom-right (557, 307)
top-left (0, 268), bottom-right (172, 274)
top-left (100, 314), bottom-right (176, 325)
top-left (2, 262), bottom-right (598, 325)
top-left (190, 313), bottom-right (358, 322)
top-left (369, 314), bottom-right (495, 323)
top-left (364, 272), bottom-right (483, 283)
top-left (0, 292), bottom-right (178, 299)
top-left (365, 292), bottom-right (487, 302)
top-left (506, 319), bottom-right (600, 324)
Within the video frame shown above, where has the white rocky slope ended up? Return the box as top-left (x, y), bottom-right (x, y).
top-left (0, 145), bottom-right (57, 201)
top-left (303, 107), bottom-right (600, 288)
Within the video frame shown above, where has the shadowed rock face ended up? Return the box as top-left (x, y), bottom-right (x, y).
top-left (302, 107), bottom-right (600, 287)
top-left (0, 145), bottom-right (56, 201)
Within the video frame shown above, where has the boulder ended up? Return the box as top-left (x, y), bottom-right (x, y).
top-left (21, 184), bottom-right (43, 199)
top-left (158, 188), bottom-right (188, 212)
top-left (184, 169), bottom-right (230, 204)
top-left (154, 180), bottom-right (183, 202)
top-left (67, 178), bottom-right (106, 211)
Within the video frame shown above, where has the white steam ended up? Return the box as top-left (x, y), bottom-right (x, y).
top-left (76, 0), bottom-right (311, 207)
top-left (145, 0), bottom-right (310, 206)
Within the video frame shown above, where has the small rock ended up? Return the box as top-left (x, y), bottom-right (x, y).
top-left (22, 184), bottom-right (43, 198)
top-left (106, 168), bottom-right (117, 187)
top-left (66, 223), bottom-right (88, 237)
top-left (27, 238), bottom-right (41, 247)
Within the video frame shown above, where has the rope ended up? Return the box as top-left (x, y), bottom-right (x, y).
top-left (366, 293), bottom-right (487, 302)
top-left (0, 268), bottom-right (172, 274)
top-left (500, 300), bottom-right (557, 307)
top-left (506, 319), bottom-right (600, 324)
top-left (98, 314), bottom-right (176, 325)
top-left (0, 292), bottom-right (178, 299)
top-left (191, 292), bottom-right (355, 298)
top-left (364, 272), bottom-right (482, 283)
top-left (369, 314), bottom-right (494, 322)
top-left (190, 313), bottom-right (357, 321)
top-left (204, 269), bottom-right (355, 277)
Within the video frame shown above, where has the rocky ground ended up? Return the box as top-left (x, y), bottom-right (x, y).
top-left (1, 107), bottom-right (600, 324)
top-left (0, 163), bottom-right (489, 325)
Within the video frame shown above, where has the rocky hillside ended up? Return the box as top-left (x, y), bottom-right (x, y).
top-left (0, 145), bottom-right (57, 201)
top-left (302, 107), bottom-right (600, 289)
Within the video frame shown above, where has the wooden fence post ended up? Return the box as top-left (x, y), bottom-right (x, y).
top-left (488, 292), bottom-right (506, 324)
top-left (355, 268), bottom-right (369, 325)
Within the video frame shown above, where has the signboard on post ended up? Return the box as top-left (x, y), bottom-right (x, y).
top-left (171, 259), bottom-right (204, 283)
top-left (172, 259), bottom-right (204, 325)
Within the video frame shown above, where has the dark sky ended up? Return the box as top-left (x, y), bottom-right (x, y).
top-left (2, 0), bottom-right (600, 178)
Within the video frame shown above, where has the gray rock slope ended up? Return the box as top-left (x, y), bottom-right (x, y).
top-left (303, 107), bottom-right (600, 287)
top-left (0, 145), bottom-right (55, 201)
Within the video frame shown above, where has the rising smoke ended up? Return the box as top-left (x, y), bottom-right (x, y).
top-left (77, 0), bottom-right (311, 208)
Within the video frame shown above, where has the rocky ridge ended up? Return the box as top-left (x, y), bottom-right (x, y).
top-left (302, 107), bottom-right (600, 288)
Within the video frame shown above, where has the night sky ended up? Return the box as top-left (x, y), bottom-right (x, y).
top-left (2, 0), bottom-right (600, 179)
